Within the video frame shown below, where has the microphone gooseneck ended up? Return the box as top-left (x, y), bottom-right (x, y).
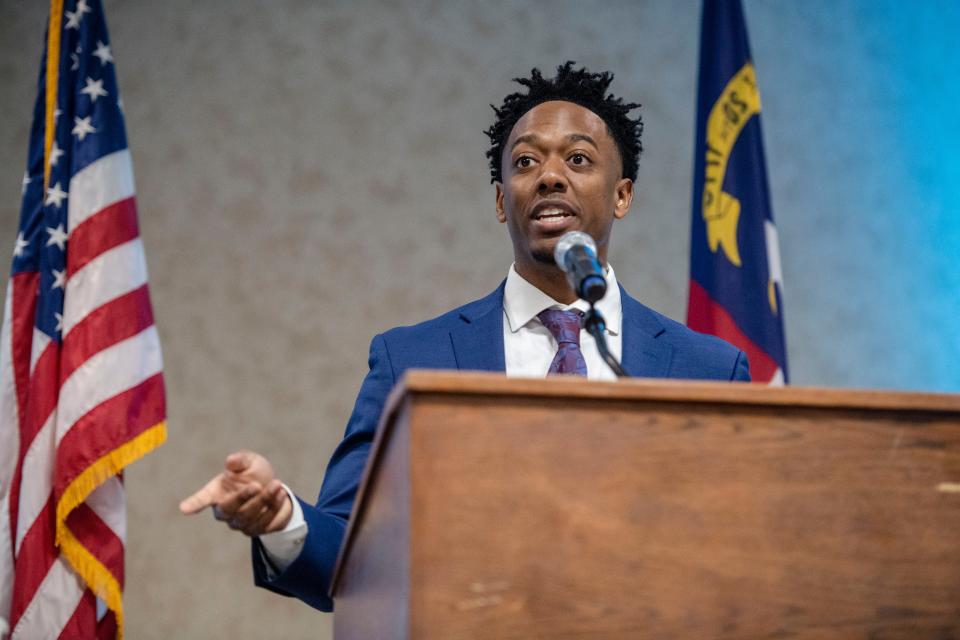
top-left (553, 231), bottom-right (630, 378)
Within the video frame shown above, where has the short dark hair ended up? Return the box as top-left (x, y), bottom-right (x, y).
top-left (484, 61), bottom-right (643, 184)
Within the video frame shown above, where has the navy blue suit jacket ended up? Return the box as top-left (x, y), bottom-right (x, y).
top-left (252, 283), bottom-right (749, 611)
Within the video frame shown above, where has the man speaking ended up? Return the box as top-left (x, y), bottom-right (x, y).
top-left (180, 62), bottom-right (750, 611)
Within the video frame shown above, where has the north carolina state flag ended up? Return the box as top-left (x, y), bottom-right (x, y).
top-left (687, 0), bottom-right (788, 385)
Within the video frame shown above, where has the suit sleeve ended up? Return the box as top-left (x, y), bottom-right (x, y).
top-left (730, 349), bottom-right (751, 382)
top-left (251, 334), bottom-right (397, 611)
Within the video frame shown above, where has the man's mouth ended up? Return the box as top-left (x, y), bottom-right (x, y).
top-left (533, 207), bottom-right (576, 221)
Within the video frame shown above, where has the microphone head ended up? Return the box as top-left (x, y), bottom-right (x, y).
top-left (553, 231), bottom-right (597, 269)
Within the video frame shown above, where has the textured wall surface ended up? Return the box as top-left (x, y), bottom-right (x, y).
top-left (0, 0), bottom-right (957, 637)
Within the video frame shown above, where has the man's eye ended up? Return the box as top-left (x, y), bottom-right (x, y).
top-left (570, 153), bottom-right (589, 165)
top-left (515, 156), bottom-right (534, 169)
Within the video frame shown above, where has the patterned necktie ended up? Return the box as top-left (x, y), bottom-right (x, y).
top-left (537, 309), bottom-right (588, 376)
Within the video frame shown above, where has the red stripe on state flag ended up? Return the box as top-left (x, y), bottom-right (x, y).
top-left (59, 285), bottom-right (155, 384)
top-left (66, 197), bottom-right (140, 278)
top-left (66, 503), bottom-right (125, 586)
top-left (54, 373), bottom-right (165, 499)
top-left (8, 496), bottom-right (57, 628)
top-left (688, 279), bottom-right (779, 382)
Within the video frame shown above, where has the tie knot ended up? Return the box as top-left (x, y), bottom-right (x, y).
top-left (537, 309), bottom-right (583, 346)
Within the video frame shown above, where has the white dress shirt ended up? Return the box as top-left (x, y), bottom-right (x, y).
top-left (502, 263), bottom-right (622, 381)
top-left (259, 264), bottom-right (625, 572)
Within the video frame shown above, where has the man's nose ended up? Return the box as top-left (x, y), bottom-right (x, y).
top-left (537, 156), bottom-right (568, 195)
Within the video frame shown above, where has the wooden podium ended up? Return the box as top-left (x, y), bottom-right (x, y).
top-left (330, 371), bottom-right (960, 639)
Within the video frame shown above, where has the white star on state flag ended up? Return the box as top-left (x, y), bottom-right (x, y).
top-left (71, 53), bottom-right (80, 72)
top-left (45, 182), bottom-right (68, 208)
top-left (13, 233), bottom-right (29, 258)
top-left (93, 40), bottom-right (113, 66)
top-left (46, 224), bottom-right (68, 250)
top-left (81, 77), bottom-right (109, 102)
top-left (51, 269), bottom-right (66, 290)
top-left (21, 172), bottom-right (30, 195)
top-left (72, 116), bottom-right (96, 141)
top-left (49, 141), bottom-right (65, 167)
top-left (76, 0), bottom-right (92, 15)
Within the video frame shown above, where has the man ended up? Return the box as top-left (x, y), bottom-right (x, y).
top-left (180, 62), bottom-right (750, 612)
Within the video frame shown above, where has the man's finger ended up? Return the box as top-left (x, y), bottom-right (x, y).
top-left (235, 486), bottom-right (272, 522)
top-left (241, 484), bottom-right (288, 537)
top-left (215, 482), bottom-right (262, 516)
top-left (179, 475), bottom-right (225, 515)
top-left (244, 498), bottom-right (281, 537)
top-left (225, 450), bottom-right (254, 474)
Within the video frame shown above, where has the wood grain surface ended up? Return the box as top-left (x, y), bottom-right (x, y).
top-left (333, 373), bottom-right (960, 639)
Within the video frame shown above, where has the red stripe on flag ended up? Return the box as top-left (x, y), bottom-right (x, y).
top-left (10, 271), bottom-right (39, 427)
top-left (688, 279), bottom-right (779, 382)
top-left (15, 340), bottom-right (58, 452)
top-left (8, 496), bottom-right (58, 628)
top-left (55, 373), bottom-right (166, 498)
top-left (67, 503), bottom-right (125, 586)
top-left (7, 337), bottom-right (57, 558)
top-left (66, 196), bottom-right (139, 278)
top-left (7, 271), bottom-right (40, 550)
top-left (58, 588), bottom-right (97, 639)
top-left (59, 284), bottom-right (155, 384)
top-left (97, 610), bottom-right (118, 640)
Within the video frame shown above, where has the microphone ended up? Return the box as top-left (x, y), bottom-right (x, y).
top-left (553, 231), bottom-right (607, 304)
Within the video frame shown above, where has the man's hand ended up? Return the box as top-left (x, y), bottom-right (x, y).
top-left (179, 450), bottom-right (294, 537)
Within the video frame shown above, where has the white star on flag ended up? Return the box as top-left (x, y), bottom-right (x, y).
top-left (45, 183), bottom-right (68, 208)
top-left (13, 232), bottom-right (29, 258)
top-left (81, 77), bottom-right (108, 102)
top-left (72, 116), bottom-right (96, 140)
top-left (54, 312), bottom-right (64, 333)
top-left (93, 40), bottom-right (113, 66)
top-left (51, 269), bottom-right (66, 290)
top-left (21, 172), bottom-right (30, 195)
top-left (45, 224), bottom-right (68, 250)
top-left (65, 10), bottom-right (81, 29)
top-left (76, 0), bottom-right (92, 15)
top-left (49, 141), bottom-right (65, 167)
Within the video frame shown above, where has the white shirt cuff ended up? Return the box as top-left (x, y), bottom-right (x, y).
top-left (257, 484), bottom-right (307, 576)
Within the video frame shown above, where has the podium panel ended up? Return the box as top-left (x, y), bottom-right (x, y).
top-left (331, 372), bottom-right (960, 639)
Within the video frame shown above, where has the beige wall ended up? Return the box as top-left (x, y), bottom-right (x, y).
top-left (1, 1), bottom-right (958, 637)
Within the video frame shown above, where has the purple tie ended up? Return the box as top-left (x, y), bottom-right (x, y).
top-left (537, 309), bottom-right (588, 377)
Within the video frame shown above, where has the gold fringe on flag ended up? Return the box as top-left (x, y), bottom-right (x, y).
top-left (55, 421), bottom-right (168, 639)
top-left (44, 0), bottom-right (64, 189)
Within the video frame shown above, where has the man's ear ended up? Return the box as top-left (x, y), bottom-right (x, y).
top-left (613, 178), bottom-right (633, 220)
top-left (495, 182), bottom-right (506, 223)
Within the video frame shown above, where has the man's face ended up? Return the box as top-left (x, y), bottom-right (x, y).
top-left (495, 100), bottom-right (633, 273)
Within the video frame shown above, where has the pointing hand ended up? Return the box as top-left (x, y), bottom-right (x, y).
top-left (179, 450), bottom-right (293, 537)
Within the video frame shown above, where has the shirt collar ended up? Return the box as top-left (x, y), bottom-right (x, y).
top-left (503, 263), bottom-right (621, 335)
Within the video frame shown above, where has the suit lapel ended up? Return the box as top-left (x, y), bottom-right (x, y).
top-left (447, 283), bottom-right (672, 378)
top-left (619, 286), bottom-right (673, 378)
top-left (449, 283), bottom-right (506, 373)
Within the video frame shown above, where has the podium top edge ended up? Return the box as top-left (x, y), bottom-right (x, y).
top-left (395, 370), bottom-right (960, 414)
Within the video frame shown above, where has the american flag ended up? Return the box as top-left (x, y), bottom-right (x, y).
top-left (0, 1), bottom-right (166, 638)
